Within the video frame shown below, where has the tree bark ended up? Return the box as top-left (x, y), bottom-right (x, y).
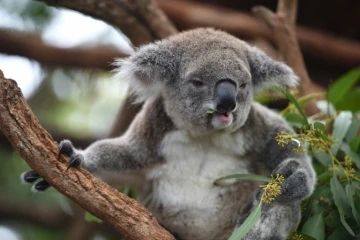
top-left (0, 70), bottom-right (174, 240)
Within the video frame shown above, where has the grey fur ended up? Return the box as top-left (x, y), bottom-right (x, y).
top-left (62, 28), bottom-right (314, 240)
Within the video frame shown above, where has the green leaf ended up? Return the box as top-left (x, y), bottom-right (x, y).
top-left (301, 212), bottom-right (325, 240)
top-left (335, 88), bottom-right (360, 112)
top-left (312, 185), bottom-right (332, 199)
top-left (84, 211), bottom-right (103, 223)
top-left (315, 152), bottom-right (332, 167)
top-left (207, 109), bottom-right (215, 114)
top-left (330, 176), bottom-right (353, 217)
top-left (326, 226), bottom-right (351, 240)
top-left (328, 68), bottom-right (360, 107)
top-left (317, 171), bottom-right (331, 184)
top-left (314, 122), bottom-right (326, 132)
top-left (339, 211), bottom-right (355, 236)
top-left (345, 184), bottom-right (360, 225)
top-left (214, 174), bottom-right (271, 186)
top-left (349, 136), bottom-right (360, 153)
top-left (331, 111), bottom-right (353, 155)
top-left (345, 119), bottom-right (360, 143)
top-left (284, 112), bottom-right (307, 126)
top-left (229, 202), bottom-right (262, 240)
top-left (323, 210), bottom-right (341, 228)
top-left (270, 86), bottom-right (310, 129)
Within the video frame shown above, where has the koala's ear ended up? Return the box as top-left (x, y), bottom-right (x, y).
top-left (113, 43), bottom-right (178, 102)
top-left (247, 46), bottom-right (299, 90)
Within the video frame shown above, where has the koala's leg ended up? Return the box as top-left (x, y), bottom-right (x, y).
top-left (237, 199), bottom-right (301, 240)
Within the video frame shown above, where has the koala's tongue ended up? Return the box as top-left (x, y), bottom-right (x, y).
top-left (216, 112), bottom-right (232, 122)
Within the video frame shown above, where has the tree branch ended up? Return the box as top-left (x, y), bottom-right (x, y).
top-left (0, 30), bottom-right (128, 71)
top-left (156, 0), bottom-right (360, 68)
top-left (252, 0), bottom-right (324, 115)
top-left (37, 0), bottom-right (177, 46)
top-left (0, 70), bottom-right (174, 240)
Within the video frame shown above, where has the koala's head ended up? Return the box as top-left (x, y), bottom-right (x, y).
top-left (115, 28), bottom-right (298, 134)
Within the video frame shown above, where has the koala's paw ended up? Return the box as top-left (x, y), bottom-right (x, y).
top-left (20, 170), bottom-right (50, 192)
top-left (20, 140), bottom-right (83, 192)
top-left (272, 160), bottom-right (314, 203)
top-left (58, 140), bottom-right (84, 171)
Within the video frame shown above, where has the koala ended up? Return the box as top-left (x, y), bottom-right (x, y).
top-left (22, 28), bottom-right (316, 240)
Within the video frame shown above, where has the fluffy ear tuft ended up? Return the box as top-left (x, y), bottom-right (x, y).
top-left (247, 46), bottom-right (299, 90)
top-left (113, 43), bottom-right (178, 102)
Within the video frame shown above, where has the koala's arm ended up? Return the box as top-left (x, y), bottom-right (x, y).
top-left (22, 98), bottom-right (173, 190)
top-left (253, 104), bottom-right (316, 203)
top-left (71, 98), bottom-right (172, 176)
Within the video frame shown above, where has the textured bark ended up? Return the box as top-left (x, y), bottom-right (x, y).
top-left (0, 70), bottom-right (174, 240)
top-left (252, 0), bottom-right (325, 115)
top-left (157, 0), bottom-right (360, 68)
top-left (0, 30), bottom-right (128, 71)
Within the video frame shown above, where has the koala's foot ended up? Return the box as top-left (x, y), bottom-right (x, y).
top-left (241, 201), bottom-right (300, 240)
top-left (20, 140), bottom-right (83, 191)
top-left (58, 140), bottom-right (83, 171)
top-left (21, 170), bottom-right (50, 191)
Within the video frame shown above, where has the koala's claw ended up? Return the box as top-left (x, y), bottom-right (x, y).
top-left (21, 170), bottom-right (40, 184)
top-left (21, 170), bottom-right (51, 191)
top-left (66, 153), bottom-right (84, 172)
top-left (58, 140), bottom-right (83, 171)
top-left (33, 180), bottom-right (50, 191)
top-left (58, 140), bottom-right (74, 158)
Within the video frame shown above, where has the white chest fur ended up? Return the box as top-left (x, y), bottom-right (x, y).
top-left (143, 130), bottom-right (252, 239)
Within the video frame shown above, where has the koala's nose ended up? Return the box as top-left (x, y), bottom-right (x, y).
top-left (214, 80), bottom-right (237, 113)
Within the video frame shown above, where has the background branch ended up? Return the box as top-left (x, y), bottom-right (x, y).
top-left (252, 0), bottom-right (324, 115)
top-left (0, 70), bottom-right (174, 240)
top-left (0, 30), bottom-right (128, 71)
top-left (37, 0), bottom-right (177, 46)
top-left (157, 0), bottom-right (360, 68)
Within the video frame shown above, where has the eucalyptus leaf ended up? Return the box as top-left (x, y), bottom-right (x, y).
top-left (315, 152), bottom-right (332, 167)
top-left (330, 176), bottom-right (353, 218)
top-left (331, 111), bottom-right (352, 155)
top-left (214, 174), bottom-right (271, 186)
top-left (284, 112), bottom-right (307, 126)
top-left (339, 211), bottom-right (355, 236)
top-left (335, 88), bottom-right (360, 112)
top-left (302, 212), bottom-right (325, 240)
top-left (326, 226), bottom-right (351, 240)
top-left (345, 184), bottom-right (360, 224)
top-left (323, 210), bottom-right (341, 228)
top-left (229, 202), bottom-right (262, 240)
top-left (349, 136), bottom-right (360, 153)
top-left (345, 119), bottom-right (360, 142)
top-left (328, 68), bottom-right (360, 107)
top-left (270, 86), bottom-right (310, 129)
top-left (314, 122), bottom-right (326, 132)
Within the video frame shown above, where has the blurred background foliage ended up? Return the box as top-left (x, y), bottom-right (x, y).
top-left (0, 0), bottom-right (359, 239)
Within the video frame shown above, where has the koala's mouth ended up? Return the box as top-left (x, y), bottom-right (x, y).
top-left (209, 109), bottom-right (234, 129)
top-left (215, 112), bottom-right (232, 122)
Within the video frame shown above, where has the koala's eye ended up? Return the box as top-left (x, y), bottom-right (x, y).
top-left (189, 79), bottom-right (204, 88)
top-left (239, 83), bottom-right (247, 88)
